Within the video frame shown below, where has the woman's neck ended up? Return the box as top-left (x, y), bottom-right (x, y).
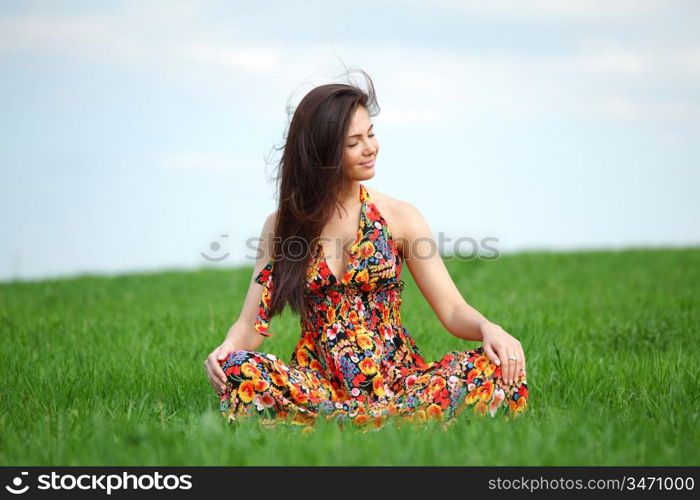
top-left (337, 179), bottom-right (361, 208)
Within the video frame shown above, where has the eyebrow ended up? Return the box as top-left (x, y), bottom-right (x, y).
top-left (347, 123), bottom-right (374, 140)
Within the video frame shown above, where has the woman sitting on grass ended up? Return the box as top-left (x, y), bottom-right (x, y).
top-left (203, 70), bottom-right (528, 431)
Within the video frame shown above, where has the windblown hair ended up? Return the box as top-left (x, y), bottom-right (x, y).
top-left (264, 69), bottom-right (380, 320)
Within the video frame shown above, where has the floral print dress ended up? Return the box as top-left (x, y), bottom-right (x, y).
top-left (218, 183), bottom-right (528, 431)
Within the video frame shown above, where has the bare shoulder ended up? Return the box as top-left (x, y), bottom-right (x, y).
top-left (365, 185), bottom-right (420, 215)
top-left (364, 186), bottom-right (422, 254)
top-left (260, 210), bottom-right (278, 245)
top-left (263, 210), bottom-right (278, 230)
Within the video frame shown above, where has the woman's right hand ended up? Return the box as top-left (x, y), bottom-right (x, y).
top-left (204, 339), bottom-right (239, 393)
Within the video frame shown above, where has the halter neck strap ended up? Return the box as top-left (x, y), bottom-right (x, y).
top-left (359, 183), bottom-right (370, 203)
top-left (252, 183), bottom-right (371, 337)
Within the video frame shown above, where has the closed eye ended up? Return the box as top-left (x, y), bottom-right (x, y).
top-left (349, 134), bottom-right (375, 147)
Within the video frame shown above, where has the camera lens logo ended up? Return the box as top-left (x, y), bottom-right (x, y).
top-left (5, 472), bottom-right (29, 494)
top-left (201, 234), bottom-right (230, 262)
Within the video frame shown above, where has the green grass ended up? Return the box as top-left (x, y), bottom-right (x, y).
top-left (1, 247), bottom-right (698, 465)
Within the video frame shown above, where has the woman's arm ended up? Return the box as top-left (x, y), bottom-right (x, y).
top-left (393, 200), bottom-right (526, 383)
top-left (203, 210), bottom-right (277, 393)
top-left (395, 201), bottom-right (488, 341)
top-left (224, 210), bottom-right (278, 350)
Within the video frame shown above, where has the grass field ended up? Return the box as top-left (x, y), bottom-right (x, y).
top-left (1, 247), bottom-right (698, 466)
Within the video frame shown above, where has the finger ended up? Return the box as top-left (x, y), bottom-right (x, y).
top-left (205, 357), bottom-right (227, 392)
top-left (513, 347), bottom-right (522, 384)
top-left (217, 365), bottom-right (228, 387)
top-left (505, 347), bottom-right (517, 385)
top-left (511, 346), bottom-right (523, 384)
top-left (492, 343), bottom-right (510, 382)
top-left (516, 358), bottom-right (524, 384)
top-left (482, 343), bottom-right (501, 367)
top-left (216, 346), bottom-right (227, 361)
top-left (499, 347), bottom-right (509, 384)
top-left (208, 352), bottom-right (227, 385)
top-left (216, 350), bottom-right (230, 384)
top-left (203, 362), bottom-right (218, 392)
top-left (204, 362), bottom-right (221, 392)
top-left (518, 345), bottom-right (526, 379)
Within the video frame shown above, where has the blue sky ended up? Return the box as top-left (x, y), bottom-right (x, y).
top-left (1, 0), bottom-right (698, 282)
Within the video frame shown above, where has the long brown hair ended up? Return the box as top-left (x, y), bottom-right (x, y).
top-left (265, 69), bottom-right (380, 320)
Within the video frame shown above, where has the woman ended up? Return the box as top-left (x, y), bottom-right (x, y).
top-left (203, 72), bottom-right (528, 431)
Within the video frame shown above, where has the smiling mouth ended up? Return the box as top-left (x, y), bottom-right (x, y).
top-left (360, 158), bottom-right (375, 166)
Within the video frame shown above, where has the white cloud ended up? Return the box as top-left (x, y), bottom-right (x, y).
top-left (182, 44), bottom-right (282, 73)
top-left (0, 4), bottom-right (697, 124)
top-left (0, 14), bottom-right (145, 63)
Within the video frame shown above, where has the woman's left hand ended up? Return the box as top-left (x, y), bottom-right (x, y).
top-left (479, 321), bottom-right (526, 385)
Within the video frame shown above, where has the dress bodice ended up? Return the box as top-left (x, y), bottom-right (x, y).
top-left (251, 183), bottom-right (427, 402)
top-left (252, 183), bottom-right (405, 337)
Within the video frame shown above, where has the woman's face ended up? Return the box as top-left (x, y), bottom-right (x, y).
top-left (342, 105), bottom-right (379, 181)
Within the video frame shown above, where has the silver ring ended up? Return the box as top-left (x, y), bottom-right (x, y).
top-left (508, 356), bottom-right (517, 361)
